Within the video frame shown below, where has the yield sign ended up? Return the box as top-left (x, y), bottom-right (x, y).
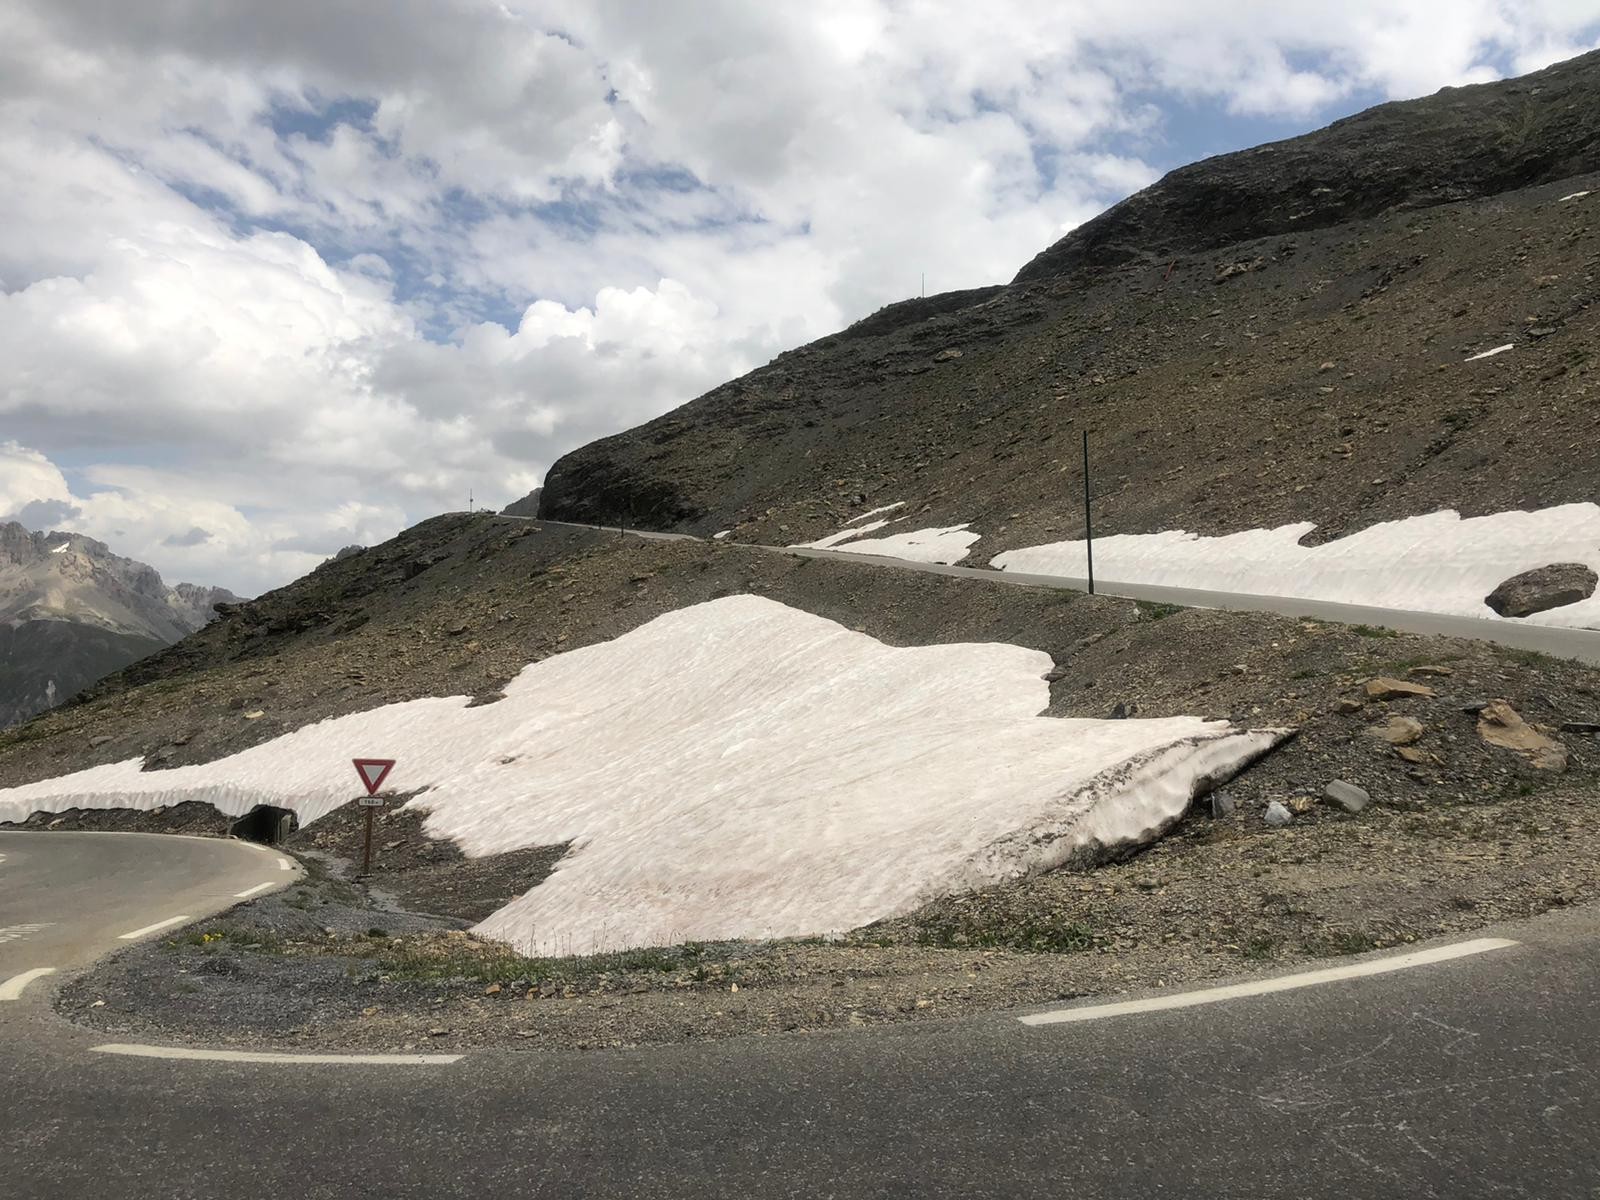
top-left (352, 758), bottom-right (396, 796)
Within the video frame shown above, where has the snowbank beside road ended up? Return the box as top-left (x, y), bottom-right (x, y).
top-left (992, 505), bottom-right (1600, 629)
top-left (794, 520), bottom-right (981, 564)
top-left (0, 596), bottom-right (1281, 955)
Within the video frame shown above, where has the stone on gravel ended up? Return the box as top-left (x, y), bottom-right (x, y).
top-left (1364, 677), bottom-right (1436, 701)
top-left (1559, 721), bottom-right (1600, 734)
top-left (1484, 563), bottom-right (1598, 618)
top-left (1476, 700), bottom-right (1568, 771)
top-left (1264, 800), bottom-right (1293, 826)
top-left (1407, 664), bottom-right (1455, 677)
top-left (1323, 780), bottom-right (1371, 813)
top-left (1366, 715), bottom-right (1424, 745)
top-left (1335, 698), bottom-right (1364, 714)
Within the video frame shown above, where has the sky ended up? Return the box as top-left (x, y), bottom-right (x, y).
top-left (1, 1), bottom-right (1597, 596)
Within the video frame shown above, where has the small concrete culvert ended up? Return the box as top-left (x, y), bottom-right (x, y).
top-left (229, 804), bottom-right (297, 845)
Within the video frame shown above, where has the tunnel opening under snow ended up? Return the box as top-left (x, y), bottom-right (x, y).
top-left (0, 596), bottom-right (1285, 955)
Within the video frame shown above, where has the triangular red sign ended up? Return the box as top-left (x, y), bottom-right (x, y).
top-left (352, 758), bottom-right (396, 796)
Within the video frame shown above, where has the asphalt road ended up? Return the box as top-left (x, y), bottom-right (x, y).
top-left (0, 831), bottom-right (298, 986)
top-left (511, 516), bottom-right (1600, 665)
top-left (3, 833), bottom-right (1599, 1197)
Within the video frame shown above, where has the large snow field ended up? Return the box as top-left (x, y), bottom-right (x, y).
top-left (0, 596), bottom-right (1280, 956)
top-left (992, 504), bottom-right (1600, 628)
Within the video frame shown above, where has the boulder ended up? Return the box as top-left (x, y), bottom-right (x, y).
top-left (1364, 677), bottom-right (1436, 701)
top-left (1324, 780), bottom-right (1371, 813)
top-left (1365, 715), bottom-right (1423, 745)
top-left (1264, 800), bottom-right (1293, 827)
top-left (1484, 563), bottom-right (1597, 618)
top-left (1476, 700), bottom-right (1568, 771)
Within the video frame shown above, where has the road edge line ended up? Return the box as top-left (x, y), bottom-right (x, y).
top-left (116, 915), bottom-right (193, 941)
top-left (0, 967), bottom-right (57, 1002)
top-left (92, 1043), bottom-right (462, 1066)
top-left (1018, 937), bottom-right (1519, 1026)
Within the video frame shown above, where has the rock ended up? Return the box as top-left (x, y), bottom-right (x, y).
top-left (89, 735), bottom-right (114, 747)
top-left (932, 348), bottom-right (963, 362)
top-left (243, 710), bottom-right (264, 720)
top-left (1407, 664), bottom-right (1455, 677)
top-left (1264, 800), bottom-right (1293, 827)
top-left (1460, 699), bottom-right (1491, 714)
top-left (1558, 721), bottom-right (1600, 734)
top-left (1364, 677), bottom-right (1435, 701)
top-left (1318, 361), bottom-right (1336, 373)
top-left (1210, 790), bottom-right (1236, 818)
top-left (1335, 697), bottom-right (1364, 714)
top-left (1324, 780), bottom-right (1371, 813)
top-left (1395, 745), bottom-right (1434, 765)
top-left (1476, 700), bottom-right (1568, 771)
top-left (1108, 701), bottom-right (1138, 719)
top-left (1366, 715), bottom-right (1424, 745)
top-left (1484, 563), bottom-right (1598, 617)
top-left (483, 983), bottom-right (502, 996)
top-left (333, 545), bottom-right (365, 561)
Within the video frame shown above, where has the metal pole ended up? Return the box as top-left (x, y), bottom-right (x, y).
top-left (362, 806), bottom-right (374, 876)
top-left (1082, 430), bottom-right (1095, 595)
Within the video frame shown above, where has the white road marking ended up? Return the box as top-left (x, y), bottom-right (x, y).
top-left (277, 857), bottom-right (293, 871)
top-left (234, 882), bottom-right (275, 899)
top-left (0, 923), bottom-right (53, 945)
top-left (1019, 937), bottom-right (1519, 1027)
top-left (93, 1044), bottom-right (462, 1066)
top-left (0, 967), bottom-right (57, 1001)
top-left (117, 915), bottom-right (193, 941)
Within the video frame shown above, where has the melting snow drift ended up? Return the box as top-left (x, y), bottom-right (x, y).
top-left (993, 505), bottom-right (1600, 629)
top-left (0, 596), bottom-right (1282, 955)
top-left (795, 519), bottom-right (981, 564)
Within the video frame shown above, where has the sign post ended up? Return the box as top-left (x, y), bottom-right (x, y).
top-left (351, 758), bottom-right (396, 878)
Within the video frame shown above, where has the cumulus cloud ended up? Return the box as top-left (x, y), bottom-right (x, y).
top-left (0, 1), bottom-right (1595, 592)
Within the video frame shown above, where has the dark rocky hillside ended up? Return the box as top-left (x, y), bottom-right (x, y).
top-left (538, 50), bottom-right (1600, 561)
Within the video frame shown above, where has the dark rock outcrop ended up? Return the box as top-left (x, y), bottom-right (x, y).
top-left (1485, 562), bottom-right (1598, 617)
top-left (1014, 49), bottom-right (1600, 283)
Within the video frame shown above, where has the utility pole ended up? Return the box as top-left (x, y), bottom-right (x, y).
top-left (1082, 430), bottom-right (1095, 595)
top-left (468, 487), bottom-right (474, 514)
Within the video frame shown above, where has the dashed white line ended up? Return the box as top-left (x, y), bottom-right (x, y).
top-left (93, 1044), bottom-right (462, 1066)
top-left (0, 967), bottom-right (57, 1002)
top-left (1019, 937), bottom-right (1519, 1027)
top-left (277, 857), bottom-right (293, 871)
top-left (234, 882), bottom-right (276, 899)
top-left (117, 915), bottom-right (192, 941)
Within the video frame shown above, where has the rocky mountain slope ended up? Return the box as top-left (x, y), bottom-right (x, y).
top-left (0, 522), bottom-right (237, 726)
top-left (537, 50), bottom-right (1600, 561)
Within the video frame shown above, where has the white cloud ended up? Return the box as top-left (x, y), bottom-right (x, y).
top-left (0, 0), bottom-right (1595, 593)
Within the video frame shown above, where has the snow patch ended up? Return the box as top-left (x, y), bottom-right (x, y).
top-left (49, 542), bottom-right (69, 554)
top-left (825, 523), bottom-right (981, 564)
top-left (0, 596), bottom-right (1279, 955)
top-left (712, 531), bottom-right (730, 540)
top-left (1465, 343), bottom-right (1513, 361)
top-left (1559, 190), bottom-right (1590, 202)
top-left (794, 518), bottom-right (980, 565)
top-left (992, 505), bottom-right (1600, 629)
top-left (846, 501), bottom-right (906, 525)
top-left (795, 517), bottom-right (899, 549)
